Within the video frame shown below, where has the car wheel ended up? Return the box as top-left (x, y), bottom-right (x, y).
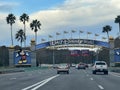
top-left (104, 71), bottom-right (108, 75)
top-left (57, 71), bottom-right (59, 74)
top-left (67, 71), bottom-right (69, 74)
top-left (92, 71), bottom-right (96, 74)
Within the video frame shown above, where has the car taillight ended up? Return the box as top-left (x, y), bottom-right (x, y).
top-left (95, 65), bottom-right (96, 69)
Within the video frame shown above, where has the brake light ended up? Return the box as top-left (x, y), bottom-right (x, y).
top-left (95, 65), bottom-right (96, 69)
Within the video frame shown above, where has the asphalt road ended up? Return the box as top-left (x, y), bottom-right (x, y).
top-left (0, 67), bottom-right (120, 90)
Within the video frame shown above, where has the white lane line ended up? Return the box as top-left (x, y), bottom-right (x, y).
top-left (31, 75), bottom-right (59, 90)
top-left (86, 74), bottom-right (89, 76)
top-left (22, 79), bottom-right (46, 90)
top-left (9, 78), bottom-right (16, 80)
top-left (109, 72), bottom-right (120, 77)
top-left (98, 85), bottom-right (104, 89)
top-left (90, 77), bottom-right (93, 80)
top-left (22, 75), bottom-right (59, 90)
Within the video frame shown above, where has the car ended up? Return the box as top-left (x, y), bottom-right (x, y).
top-left (76, 63), bottom-right (86, 69)
top-left (92, 61), bottom-right (108, 75)
top-left (57, 64), bottom-right (69, 74)
top-left (84, 63), bottom-right (89, 68)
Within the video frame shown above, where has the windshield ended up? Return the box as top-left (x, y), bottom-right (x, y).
top-left (96, 63), bottom-right (106, 65)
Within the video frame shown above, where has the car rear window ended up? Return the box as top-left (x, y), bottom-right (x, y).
top-left (96, 63), bottom-right (106, 65)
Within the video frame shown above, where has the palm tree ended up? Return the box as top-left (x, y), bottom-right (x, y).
top-left (15, 29), bottom-right (26, 47)
top-left (20, 13), bottom-right (29, 47)
top-left (102, 25), bottom-right (112, 41)
top-left (115, 15), bottom-right (120, 35)
top-left (6, 13), bottom-right (16, 46)
top-left (30, 19), bottom-right (41, 45)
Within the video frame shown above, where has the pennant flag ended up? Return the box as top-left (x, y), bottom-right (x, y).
top-left (87, 32), bottom-right (92, 34)
top-left (102, 37), bottom-right (106, 39)
top-left (64, 31), bottom-right (68, 34)
top-left (71, 30), bottom-right (76, 33)
top-left (95, 34), bottom-right (99, 36)
top-left (56, 32), bottom-right (60, 35)
top-left (80, 30), bottom-right (83, 33)
top-left (48, 35), bottom-right (53, 38)
top-left (41, 38), bottom-right (45, 41)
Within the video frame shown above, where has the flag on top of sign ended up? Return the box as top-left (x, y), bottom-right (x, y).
top-left (56, 32), bottom-right (60, 35)
top-left (80, 30), bottom-right (84, 33)
top-left (48, 35), bottom-right (53, 38)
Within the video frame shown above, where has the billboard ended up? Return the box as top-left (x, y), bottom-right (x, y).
top-left (114, 49), bottom-right (120, 62)
top-left (14, 49), bottom-right (31, 66)
top-left (70, 50), bottom-right (81, 56)
top-left (81, 50), bottom-right (89, 56)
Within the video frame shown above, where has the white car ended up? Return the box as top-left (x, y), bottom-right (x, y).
top-left (92, 61), bottom-right (108, 74)
top-left (57, 64), bottom-right (69, 74)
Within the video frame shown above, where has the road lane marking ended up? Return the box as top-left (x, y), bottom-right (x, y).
top-left (98, 85), bottom-right (104, 89)
top-left (86, 74), bottom-right (89, 76)
top-left (31, 75), bottom-right (59, 90)
top-left (9, 78), bottom-right (16, 80)
top-left (90, 77), bottom-right (93, 80)
top-left (22, 75), bottom-right (59, 90)
top-left (110, 72), bottom-right (120, 77)
top-left (22, 79), bottom-right (46, 90)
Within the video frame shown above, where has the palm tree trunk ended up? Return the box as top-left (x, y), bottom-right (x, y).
top-left (119, 23), bottom-right (120, 35)
top-left (21, 42), bottom-right (22, 47)
top-left (107, 32), bottom-right (109, 42)
top-left (35, 32), bottom-right (37, 45)
top-left (11, 25), bottom-right (13, 46)
top-left (35, 32), bottom-right (37, 50)
top-left (24, 24), bottom-right (26, 47)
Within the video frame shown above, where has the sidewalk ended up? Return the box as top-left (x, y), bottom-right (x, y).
top-left (0, 67), bottom-right (24, 74)
top-left (109, 67), bottom-right (120, 73)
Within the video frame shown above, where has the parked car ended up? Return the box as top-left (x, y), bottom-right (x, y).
top-left (92, 61), bottom-right (108, 75)
top-left (57, 64), bottom-right (69, 74)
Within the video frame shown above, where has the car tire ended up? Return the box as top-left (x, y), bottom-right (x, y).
top-left (57, 71), bottom-right (59, 74)
top-left (67, 71), bottom-right (69, 74)
top-left (92, 71), bottom-right (96, 74)
top-left (104, 71), bottom-right (108, 75)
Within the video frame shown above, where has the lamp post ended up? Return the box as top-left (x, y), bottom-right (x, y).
top-left (49, 35), bottom-right (55, 67)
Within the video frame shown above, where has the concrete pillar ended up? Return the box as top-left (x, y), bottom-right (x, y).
top-left (30, 39), bottom-right (37, 67)
top-left (8, 46), bottom-right (15, 67)
top-left (30, 39), bottom-right (36, 51)
top-left (31, 51), bottom-right (36, 67)
top-left (109, 36), bottom-right (115, 66)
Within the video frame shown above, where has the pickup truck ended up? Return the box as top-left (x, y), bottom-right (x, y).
top-left (92, 61), bottom-right (108, 75)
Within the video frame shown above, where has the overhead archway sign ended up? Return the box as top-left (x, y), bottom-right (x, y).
top-left (36, 39), bottom-right (110, 50)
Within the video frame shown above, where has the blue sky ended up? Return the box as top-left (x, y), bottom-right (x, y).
top-left (0, 0), bottom-right (120, 47)
top-left (1, 0), bottom-right (65, 14)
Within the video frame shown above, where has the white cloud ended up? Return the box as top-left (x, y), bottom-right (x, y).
top-left (0, 0), bottom-right (120, 46)
top-left (29, 0), bottom-right (120, 36)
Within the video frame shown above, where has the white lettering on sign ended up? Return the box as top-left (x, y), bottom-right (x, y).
top-left (49, 39), bottom-right (94, 46)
